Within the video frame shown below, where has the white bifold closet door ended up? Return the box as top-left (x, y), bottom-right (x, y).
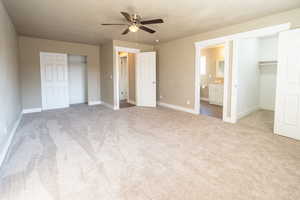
top-left (275, 29), bottom-right (300, 140)
top-left (136, 52), bottom-right (156, 107)
top-left (68, 55), bottom-right (87, 104)
top-left (40, 52), bottom-right (69, 110)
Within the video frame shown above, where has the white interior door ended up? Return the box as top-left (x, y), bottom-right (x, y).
top-left (119, 56), bottom-right (128, 100)
top-left (68, 55), bottom-right (87, 104)
top-left (40, 52), bottom-right (69, 110)
top-left (136, 52), bottom-right (156, 107)
top-left (275, 29), bottom-right (300, 140)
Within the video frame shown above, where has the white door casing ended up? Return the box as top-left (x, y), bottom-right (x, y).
top-left (274, 29), bottom-right (300, 140)
top-left (136, 52), bottom-right (157, 107)
top-left (114, 47), bottom-right (140, 110)
top-left (119, 56), bottom-right (128, 100)
top-left (40, 52), bottom-right (69, 110)
top-left (68, 55), bottom-right (87, 104)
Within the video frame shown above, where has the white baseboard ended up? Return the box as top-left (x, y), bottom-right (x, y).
top-left (22, 108), bottom-right (42, 114)
top-left (128, 100), bottom-right (136, 105)
top-left (260, 106), bottom-right (274, 111)
top-left (237, 106), bottom-right (260, 119)
top-left (0, 112), bottom-right (22, 168)
top-left (200, 97), bottom-right (209, 102)
top-left (88, 101), bottom-right (102, 106)
top-left (158, 102), bottom-right (197, 114)
top-left (101, 102), bottom-right (115, 110)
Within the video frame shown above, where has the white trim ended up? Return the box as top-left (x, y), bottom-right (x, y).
top-left (22, 108), bottom-right (42, 114)
top-left (0, 113), bottom-right (22, 168)
top-left (230, 39), bottom-right (239, 123)
top-left (114, 46), bottom-right (140, 110)
top-left (200, 97), bottom-right (209, 102)
top-left (101, 101), bottom-right (116, 110)
top-left (158, 102), bottom-right (197, 114)
top-left (88, 101), bottom-right (102, 106)
top-left (195, 23), bottom-right (290, 47)
top-left (194, 23), bottom-right (291, 123)
top-left (115, 47), bottom-right (140, 54)
top-left (237, 106), bottom-right (260, 119)
top-left (194, 45), bottom-right (201, 114)
top-left (222, 41), bottom-right (231, 122)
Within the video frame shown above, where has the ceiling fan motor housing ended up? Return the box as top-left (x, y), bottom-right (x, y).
top-left (131, 14), bottom-right (141, 25)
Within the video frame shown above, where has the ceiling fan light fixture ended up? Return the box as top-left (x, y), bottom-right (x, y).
top-left (129, 24), bottom-right (139, 32)
top-left (102, 12), bottom-right (163, 35)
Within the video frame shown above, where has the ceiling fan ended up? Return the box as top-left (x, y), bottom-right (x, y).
top-left (102, 12), bottom-right (164, 35)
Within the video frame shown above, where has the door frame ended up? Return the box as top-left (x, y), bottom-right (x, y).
top-left (114, 47), bottom-right (140, 110)
top-left (194, 23), bottom-right (291, 123)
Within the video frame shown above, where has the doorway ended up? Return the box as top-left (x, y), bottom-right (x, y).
top-left (114, 47), bottom-right (157, 110)
top-left (236, 35), bottom-right (278, 132)
top-left (118, 52), bottom-right (135, 109)
top-left (68, 55), bottom-right (88, 105)
top-left (199, 44), bottom-right (225, 119)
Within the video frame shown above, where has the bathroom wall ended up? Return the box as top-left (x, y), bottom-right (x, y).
top-left (200, 46), bottom-right (225, 100)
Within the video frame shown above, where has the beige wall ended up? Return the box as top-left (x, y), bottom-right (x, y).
top-left (200, 46), bottom-right (224, 99)
top-left (100, 41), bottom-right (114, 105)
top-left (128, 53), bottom-right (135, 102)
top-left (156, 8), bottom-right (300, 109)
top-left (19, 36), bottom-right (100, 109)
top-left (0, 1), bottom-right (21, 158)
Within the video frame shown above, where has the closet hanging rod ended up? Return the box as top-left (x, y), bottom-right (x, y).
top-left (258, 61), bottom-right (277, 66)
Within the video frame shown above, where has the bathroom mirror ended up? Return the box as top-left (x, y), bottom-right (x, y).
top-left (216, 59), bottom-right (225, 78)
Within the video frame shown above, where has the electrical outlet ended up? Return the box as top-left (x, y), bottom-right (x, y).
top-left (160, 95), bottom-right (163, 99)
top-left (186, 100), bottom-right (190, 105)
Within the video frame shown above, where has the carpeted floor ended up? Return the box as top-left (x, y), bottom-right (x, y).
top-left (1, 105), bottom-right (300, 200)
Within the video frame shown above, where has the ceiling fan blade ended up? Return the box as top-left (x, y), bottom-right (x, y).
top-left (121, 12), bottom-right (132, 22)
top-left (141, 19), bottom-right (164, 25)
top-left (139, 26), bottom-right (156, 34)
top-left (102, 23), bottom-right (127, 25)
top-left (122, 28), bottom-right (130, 35)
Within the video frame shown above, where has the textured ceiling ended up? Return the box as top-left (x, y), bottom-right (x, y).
top-left (2, 0), bottom-right (300, 45)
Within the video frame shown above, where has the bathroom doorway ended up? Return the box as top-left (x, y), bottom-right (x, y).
top-left (199, 44), bottom-right (226, 119)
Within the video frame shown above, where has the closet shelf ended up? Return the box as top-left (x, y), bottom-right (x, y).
top-left (258, 61), bottom-right (277, 66)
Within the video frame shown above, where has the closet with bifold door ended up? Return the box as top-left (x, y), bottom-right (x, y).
top-left (40, 53), bottom-right (88, 110)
